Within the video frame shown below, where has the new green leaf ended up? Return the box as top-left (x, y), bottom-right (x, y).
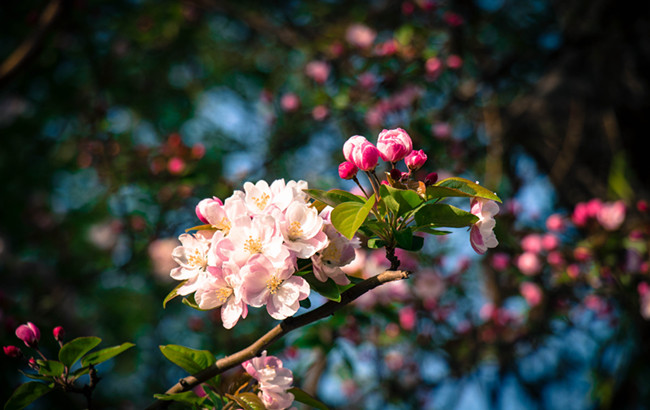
top-left (288, 387), bottom-right (330, 410)
top-left (81, 342), bottom-right (135, 367)
top-left (159, 344), bottom-right (215, 374)
top-left (414, 203), bottom-right (479, 228)
top-left (331, 194), bottom-right (376, 240)
top-left (302, 272), bottom-right (342, 302)
top-left (59, 337), bottom-right (102, 368)
top-left (35, 360), bottom-right (64, 377)
top-left (426, 177), bottom-right (501, 202)
top-left (303, 189), bottom-right (364, 208)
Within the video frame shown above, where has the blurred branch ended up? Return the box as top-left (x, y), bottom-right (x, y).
top-left (145, 269), bottom-right (411, 409)
top-left (0, 0), bottom-right (65, 89)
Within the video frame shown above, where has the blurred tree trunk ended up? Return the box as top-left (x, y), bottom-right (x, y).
top-left (503, 0), bottom-right (650, 208)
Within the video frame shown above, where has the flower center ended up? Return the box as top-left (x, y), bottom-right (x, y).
top-left (187, 249), bottom-right (206, 269)
top-left (212, 217), bottom-right (231, 236)
top-left (266, 275), bottom-right (283, 294)
top-left (288, 221), bottom-right (304, 240)
top-left (321, 244), bottom-right (340, 265)
top-left (215, 287), bottom-right (233, 304)
top-left (253, 193), bottom-right (270, 211)
top-left (244, 236), bottom-right (263, 254)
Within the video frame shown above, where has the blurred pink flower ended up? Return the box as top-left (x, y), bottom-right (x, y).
top-left (521, 234), bottom-right (543, 254)
top-left (519, 282), bottom-right (542, 307)
top-left (345, 23), bottom-right (376, 49)
top-left (443, 11), bottom-right (464, 27)
top-left (358, 72), bottom-right (378, 90)
top-left (168, 157), bottom-right (185, 175)
top-left (446, 55), bottom-right (463, 69)
top-left (432, 122), bottom-right (451, 139)
top-left (516, 252), bottom-right (541, 275)
top-left (597, 200), bottom-right (625, 231)
top-left (425, 57), bottom-right (443, 79)
top-left (280, 93), bottom-right (300, 112)
top-left (312, 105), bottom-right (329, 121)
top-left (547, 251), bottom-right (565, 267)
top-left (305, 61), bottom-right (330, 84)
top-left (490, 252), bottom-right (510, 270)
top-left (399, 306), bottom-right (417, 331)
top-left (545, 213), bottom-right (566, 232)
top-left (541, 233), bottom-right (559, 251)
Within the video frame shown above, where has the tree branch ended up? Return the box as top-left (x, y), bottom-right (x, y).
top-left (145, 269), bottom-right (411, 409)
top-left (0, 0), bottom-right (65, 89)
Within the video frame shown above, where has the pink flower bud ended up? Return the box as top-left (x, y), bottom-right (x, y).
top-left (3, 345), bottom-right (21, 358)
top-left (545, 213), bottom-right (566, 232)
top-left (343, 135), bottom-right (379, 171)
top-left (53, 326), bottom-right (65, 342)
top-left (404, 150), bottom-right (427, 170)
top-left (424, 172), bottom-right (438, 186)
top-left (167, 157), bottom-right (185, 175)
top-left (376, 128), bottom-right (413, 163)
top-left (389, 168), bottom-right (403, 181)
top-left (15, 322), bottom-right (40, 347)
top-left (338, 161), bottom-right (358, 180)
top-left (195, 197), bottom-right (223, 223)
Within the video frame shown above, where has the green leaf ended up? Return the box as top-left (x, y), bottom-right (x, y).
top-left (426, 177), bottom-right (501, 203)
top-left (302, 272), bottom-right (342, 302)
top-left (367, 237), bottom-right (386, 249)
top-left (414, 203), bottom-right (479, 228)
top-left (226, 392), bottom-right (265, 410)
top-left (288, 387), bottom-right (330, 410)
top-left (159, 344), bottom-right (215, 374)
top-left (81, 342), bottom-right (135, 367)
top-left (58, 337), bottom-right (102, 368)
top-left (4, 382), bottom-right (52, 410)
top-left (303, 189), bottom-right (364, 208)
top-left (163, 280), bottom-right (187, 308)
top-left (379, 185), bottom-right (423, 217)
top-left (413, 226), bottom-right (452, 235)
top-left (18, 370), bottom-right (52, 382)
top-left (331, 194), bottom-right (376, 240)
top-left (202, 385), bottom-right (225, 407)
top-left (153, 391), bottom-right (205, 405)
top-left (35, 360), bottom-right (64, 377)
top-left (394, 229), bottom-right (424, 251)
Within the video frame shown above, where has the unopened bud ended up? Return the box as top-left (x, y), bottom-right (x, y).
top-left (389, 168), bottom-right (403, 182)
top-left (338, 161), bottom-right (358, 180)
top-left (15, 322), bottom-right (40, 348)
top-left (53, 326), bottom-right (65, 342)
top-left (424, 172), bottom-right (438, 186)
top-left (3, 345), bottom-right (22, 358)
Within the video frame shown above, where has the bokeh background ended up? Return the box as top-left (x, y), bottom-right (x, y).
top-left (2, 0), bottom-right (650, 408)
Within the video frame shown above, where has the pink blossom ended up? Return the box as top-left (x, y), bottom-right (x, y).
top-left (305, 61), bottom-right (330, 84)
top-left (432, 122), bottom-right (451, 139)
top-left (343, 135), bottom-right (379, 171)
top-left (312, 105), bottom-right (328, 121)
top-left (345, 23), bottom-right (376, 49)
top-left (443, 11), bottom-right (464, 26)
top-left (490, 252), bottom-right (510, 270)
top-left (399, 306), bottom-right (417, 331)
top-left (16, 322), bottom-right (40, 347)
top-left (566, 264), bottom-right (580, 279)
top-left (586, 198), bottom-right (603, 217)
top-left (167, 157), bottom-right (185, 175)
top-left (446, 55), bottom-right (463, 69)
top-left (338, 161), bottom-right (358, 180)
top-left (545, 213), bottom-right (566, 232)
top-left (541, 233), bottom-right (559, 251)
top-left (425, 57), bottom-right (443, 79)
top-left (280, 93), bottom-right (300, 112)
top-left (227, 214), bottom-right (290, 267)
top-left (573, 246), bottom-right (591, 262)
top-left (571, 202), bottom-right (590, 227)
top-left (170, 232), bottom-right (211, 281)
top-left (404, 150), bottom-right (427, 171)
top-left (547, 251), bottom-right (565, 267)
top-left (519, 282), bottom-right (542, 307)
top-left (277, 202), bottom-right (328, 259)
top-left (242, 254), bottom-right (309, 320)
top-left (413, 268), bottom-right (445, 304)
top-left (597, 200), bottom-right (626, 231)
top-left (195, 262), bottom-right (248, 329)
top-left (516, 252), bottom-right (541, 275)
top-left (242, 351), bottom-right (295, 410)
top-left (374, 39), bottom-right (398, 56)
top-left (376, 128), bottom-right (413, 163)
top-left (358, 72), bottom-right (377, 90)
top-left (469, 198), bottom-right (499, 254)
top-left (149, 238), bottom-right (181, 280)
top-left (521, 234), bottom-right (543, 254)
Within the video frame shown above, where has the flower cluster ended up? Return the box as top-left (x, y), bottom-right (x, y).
top-left (170, 179), bottom-right (359, 328)
top-left (242, 351), bottom-right (295, 409)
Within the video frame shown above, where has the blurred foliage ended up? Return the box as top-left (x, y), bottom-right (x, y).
top-left (1, 0), bottom-right (649, 409)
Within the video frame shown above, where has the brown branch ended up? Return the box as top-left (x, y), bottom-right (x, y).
top-left (145, 269), bottom-right (411, 409)
top-left (0, 0), bottom-right (65, 88)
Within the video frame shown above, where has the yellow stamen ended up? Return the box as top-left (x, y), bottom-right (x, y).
top-left (215, 287), bottom-right (233, 304)
top-left (254, 193), bottom-right (270, 211)
top-left (266, 275), bottom-right (283, 294)
top-left (288, 221), bottom-right (303, 240)
top-left (244, 236), bottom-right (263, 254)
